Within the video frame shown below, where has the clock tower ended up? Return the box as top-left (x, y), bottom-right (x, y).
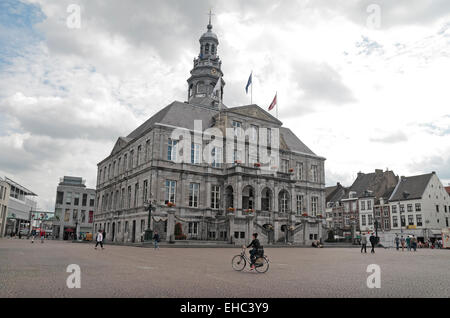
top-left (187, 11), bottom-right (225, 108)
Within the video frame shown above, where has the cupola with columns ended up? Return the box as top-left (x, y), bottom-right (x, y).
top-left (187, 10), bottom-right (225, 108)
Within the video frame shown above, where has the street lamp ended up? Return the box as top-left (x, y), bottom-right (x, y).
top-left (144, 199), bottom-right (156, 241)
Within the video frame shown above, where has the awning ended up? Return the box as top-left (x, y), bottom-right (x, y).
top-left (430, 229), bottom-right (442, 235)
top-left (65, 228), bottom-right (75, 232)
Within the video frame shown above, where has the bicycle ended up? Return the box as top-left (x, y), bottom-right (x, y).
top-left (232, 247), bottom-right (269, 273)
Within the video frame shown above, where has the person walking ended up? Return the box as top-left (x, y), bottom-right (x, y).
top-left (40, 230), bottom-right (45, 243)
top-left (95, 230), bottom-right (104, 250)
top-left (406, 235), bottom-right (411, 251)
top-left (395, 234), bottom-right (400, 251)
top-left (400, 235), bottom-right (405, 251)
top-left (361, 233), bottom-right (367, 253)
top-left (411, 235), bottom-right (417, 252)
top-left (153, 231), bottom-right (160, 250)
top-left (102, 229), bottom-right (106, 245)
top-left (369, 232), bottom-right (376, 254)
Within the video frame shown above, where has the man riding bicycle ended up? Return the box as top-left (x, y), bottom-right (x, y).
top-left (244, 233), bottom-right (262, 270)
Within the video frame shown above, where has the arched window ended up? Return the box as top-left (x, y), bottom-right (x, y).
top-left (205, 43), bottom-right (210, 54)
top-left (189, 84), bottom-right (194, 97)
top-left (211, 44), bottom-right (215, 55)
top-left (196, 82), bottom-right (205, 94)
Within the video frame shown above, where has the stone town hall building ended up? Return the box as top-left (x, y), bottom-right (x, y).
top-left (94, 19), bottom-right (326, 246)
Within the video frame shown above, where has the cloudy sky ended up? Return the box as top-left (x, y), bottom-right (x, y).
top-left (1, 0), bottom-right (450, 210)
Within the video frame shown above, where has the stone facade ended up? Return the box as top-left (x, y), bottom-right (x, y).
top-left (53, 176), bottom-right (96, 240)
top-left (94, 20), bottom-right (327, 246)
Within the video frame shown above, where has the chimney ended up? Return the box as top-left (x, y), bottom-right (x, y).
top-left (357, 172), bottom-right (364, 178)
top-left (375, 169), bottom-right (383, 174)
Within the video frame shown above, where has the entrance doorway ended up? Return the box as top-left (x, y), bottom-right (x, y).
top-left (132, 220), bottom-right (136, 243)
top-left (112, 222), bottom-right (115, 242)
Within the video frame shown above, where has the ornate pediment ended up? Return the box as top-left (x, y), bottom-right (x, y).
top-left (111, 137), bottom-right (131, 156)
top-left (227, 105), bottom-right (281, 125)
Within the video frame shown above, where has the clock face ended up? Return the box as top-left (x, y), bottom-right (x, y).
top-left (211, 69), bottom-right (217, 75)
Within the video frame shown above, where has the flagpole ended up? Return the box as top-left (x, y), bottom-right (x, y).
top-left (251, 70), bottom-right (253, 105)
top-left (276, 92), bottom-right (278, 119)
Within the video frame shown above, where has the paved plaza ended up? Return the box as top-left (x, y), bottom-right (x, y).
top-left (1, 238), bottom-right (449, 298)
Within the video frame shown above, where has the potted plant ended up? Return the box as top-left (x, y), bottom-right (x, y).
top-left (254, 163), bottom-right (261, 168)
top-left (302, 213), bottom-right (308, 217)
top-left (289, 168), bottom-right (294, 173)
top-left (234, 160), bottom-right (242, 165)
top-left (227, 207), bottom-right (235, 212)
top-left (167, 202), bottom-right (176, 207)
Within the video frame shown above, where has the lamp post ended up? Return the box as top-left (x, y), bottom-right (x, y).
top-left (144, 199), bottom-right (156, 241)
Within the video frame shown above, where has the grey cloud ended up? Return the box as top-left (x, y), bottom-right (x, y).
top-left (292, 61), bottom-right (356, 107)
top-left (370, 131), bottom-right (408, 144)
top-left (409, 154), bottom-right (450, 180)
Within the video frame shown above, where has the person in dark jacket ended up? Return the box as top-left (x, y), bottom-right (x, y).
top-left (153, 231), bottom-right (160, 250)
top-left (369, 233), bottom-right (377, 253)
top-left (244, 233), bottom-right (261, 270)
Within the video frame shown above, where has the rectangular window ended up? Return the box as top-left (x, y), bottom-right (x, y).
top-left (211, 185), bottom-right (220, 209)
top-left (392, 216), bottom-right (398, 228)
top-left (400, 205), bottom-right (404, 213)
top-left (189, 183), bottom-right (199, 208)
top-left (112, 161), bottom-right (116, 177)
top-left (134, 183), bottom-right (139, 207)
top-left (311, 196), bottom-right (318, 216)
top-left (120, 188), bottom-right (125, 209)
top-left (383, 208), bottom-right (389, 217)
top-left (165, 180), bottom-right (176, 204)
top-left (129, 150), bottom-right (134, 169)
top-left (367, 200), bottom-right (372, 210)
top-left (384, 219), bottom-right (389, 229)
top-left (311, 165), bottom-right (318, 182)
top-left (240, 232), bottom-right (245, 239)
top-left (66, 192), bottom-right (72, 205)
top-left (56, 191), bottom-right (64, 205)
top-left (118, 157), bottom-right (121, 174)
top-left (416, 214), bottom-right (422, 227)
top-left (168, 139), bottom-right (178, 161)
top-left (361, 201), bottom-right (365, 211)
top-left (73, 209), bottom-right (78, 221)
top-left (401, 215), bottom-right (406, 227)
top-left (281, 159), bottom-right (289, 173)
top-left (296, 162), bottom-right (304, 180)
top-left (296, 195), bottom-right (304, 214)
top-left (143, 180), bottom-right (148, 203)
top-left (212, 147), bottom-right (222, 168)
top-left (188, 222), bottom-right (199, 235)
top-left (127, 186), bottom-right (132, 209)
top-left (392, 205), bottom-right (397, 213)
top-left (82, 193), bottom-right (87, 206)
top-left (89, 211), bottom-right (93, 223)
top-left (89, 194), bottom-right (95, 207)
top-left (407, 204), bottom-right (413, 212)
top-left (145, 140), bottom-right (150, 162)
top-left (436, 205), bottom-right (440, 213)
top-left (232, 121), bottom-right (242, 136)
top-left (408, 215), bottom-right (414, 226)
top-left (368, 215), bottom-right (373, 225)
top-left (191, 142), bottom-right (201, 164)
top-left (81, 210), bottom-right (86, 223)
top-left (137, 145), bottom-right (141, 166)
top-left (123, 154), bottom-right (128, 171)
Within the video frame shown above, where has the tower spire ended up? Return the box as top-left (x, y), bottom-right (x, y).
top-left (207, 9), bottom-right (214, 30)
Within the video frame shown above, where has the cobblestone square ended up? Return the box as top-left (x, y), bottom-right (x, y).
top-left (1, 238), bottom-right (449, 298)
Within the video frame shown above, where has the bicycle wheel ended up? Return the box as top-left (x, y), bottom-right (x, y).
top-left (255, 257), bottom-right (269, 273)
top-left (232, 255), bottom-right (246, 271)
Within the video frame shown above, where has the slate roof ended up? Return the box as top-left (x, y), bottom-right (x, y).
top-left (115, 100), bottom-right (319, 158)
top-left (390, 173), bottom-right (434, 201)
top-left (326, 183), bottom-right (348, 203)
top-left (348, 170), bottom-right (398, 198)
